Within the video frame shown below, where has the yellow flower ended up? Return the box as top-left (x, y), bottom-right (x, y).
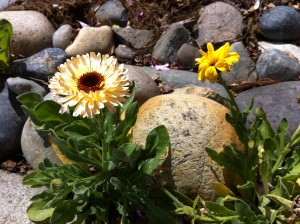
top-left (195, 42), bottom-right (240, 83)
top-left (49, 52), bottom-right (131, 118)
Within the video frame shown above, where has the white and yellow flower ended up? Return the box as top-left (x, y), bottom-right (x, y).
top-left (49, 52), bottom-right (131, 118)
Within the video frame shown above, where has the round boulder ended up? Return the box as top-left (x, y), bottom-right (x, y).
top-left (132, 94), bottom-right (242, 200)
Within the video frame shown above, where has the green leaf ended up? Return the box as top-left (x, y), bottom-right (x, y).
top-left (204, 201), bottom-right (239, 218)
top-left (27, 201), bottom-right (54, 222)
top-left (265, 194), bottom-right (293, 212)
top-left (62, 120), bottom-right (95, 139)
top-left (143, 199), bottom-right (175, 224)
top-left (50, 200), bottom-right (77, 224)
top-left (16, 92), bottom-right (44, 109)
top-left (0, 19), bottom-right (12, 70)
top-left (235, 199), bottom-right (257, 223)
top-left (120, 82), bottom-right (136, 112)
top-left (23, 170), bottom-right (51, 187)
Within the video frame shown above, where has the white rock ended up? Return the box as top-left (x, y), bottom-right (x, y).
top-left (0, 10), bottom-right (55, 57)
top-left (0, 0), bottom-right (16, 11)
top-left (65, 26), bottom-right (114, 57)
top-left (53, 24), bottom-right (74, 50)
top-left (258, 41), bottom-right (300, 62)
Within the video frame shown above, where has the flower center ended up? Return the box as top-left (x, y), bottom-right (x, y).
top-left (77, 72), bottom-right (104, 93)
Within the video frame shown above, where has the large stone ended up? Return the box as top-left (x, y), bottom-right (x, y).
top-left (236, 81), bottom-right (300, 136)
top-left (0, 170), bottom-right (42, 224)
top-left (256, 49), bottom-right (300, 81)
top-left (0, 0), bottom-right (16, 10)
top-left (11, 48), bottom-right (67, 81)
top-left (152, 23), bottom-right (191, 64)
top-left (0, 77), bottom-right (26, 158)
top-left (65, 26), bottom-right (114, 57)
top-left (0, 10), bottom-right (55, 57)
top-left (176, 43), bottom-right (201, 69)
top-left (132, 94), bottom-right (242, 200)
top-left (53, 24), bottom-right (74, 50)
top-left (195, 2), bottom-right (244, 47)
top-left (6, 77), bottom-right (47, 96)
top-left (259, 6), bottom-right (300, 42)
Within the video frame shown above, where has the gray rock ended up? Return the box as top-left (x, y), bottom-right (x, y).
top-left (0, 77), bottom-right (26, 158)
top-left (115, 44), bottom-right (136, 62)
top-left (65, 26), bottom-right (114, 57)
top-left (195, 2), bottom-right (244, 47)
top-left (236, 81), bottom-right (300, 135)
top-left (259, 6), bottom-right (300, 42)
top-left (11, 48), bottom-right (67, 81)
top-left (95, 0), bottom-right (128, 27)
top-left (21, 118), bottom-right (62, 170)
top-left (152, 23), bottom-right (191, 64)
top-left (124, 65), bottom-right (161, 105)
top-left (258, 41), bottom-right (300, 62)
top-left (113, 28), bottom-right (154, 49)
top-left (0, 170), bottom-right (42, 224)
top-left (0, 0), bottom-right (16, 11)
top-left (6, 77), bottom-right (47, 96)
top-left (176, 43), bottom-right (201, 69)
top-left (256, 49), bottom-right (300, 81)
top-left (0, 10), bottom-right (55, 57)
top-left (53, 24), bottom-right (74, 50)
top-left (140, 66), bottom-right (229, 98)
top-left (133, 94), bottom-right (242, 200)
top-left (221, 41), bottom-right (257, 85)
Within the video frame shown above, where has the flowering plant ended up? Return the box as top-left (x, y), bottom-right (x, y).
top-left (170, 42), bottom-right (300, 223)
top-left (17, 53), bottom-right (175, 224)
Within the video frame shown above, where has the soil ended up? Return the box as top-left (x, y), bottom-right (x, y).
top-left (1, 0), bottom-right (300, 174)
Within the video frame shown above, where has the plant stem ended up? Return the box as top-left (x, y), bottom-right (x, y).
top-left (161, 187), bottom-right (185, 208)
top-left (218, 74), bottom-right (240, 112)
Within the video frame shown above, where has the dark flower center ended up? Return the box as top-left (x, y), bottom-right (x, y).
top-left (77, 72), bottom-right (104, 93)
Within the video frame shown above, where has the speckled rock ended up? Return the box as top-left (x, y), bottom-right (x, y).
top-left (133, 94), bottom-right (242, 200)
top-left (0, 0), bottom-right (16, 10)
top-left (65, 26), bottom-right (114, 57)
top-left (115, 44), bottom-right (136, 62)
top-left (152, 23), bottom-right (191, 64)
top-left (0, 170), bottom-right (42, 224)
top-left (53, 24), bottom-right (74, 50)
top-left (11, 48), bottom-right (67, 81)
top-left (6, 77), bottom-right (47, 96)
top-left (124, 65), bottom-right (161, 105)
top-left (256, 49), bottom-right (300, 81)
top-left (0, 10), bottom-right (55, 57)
top-left (221, 41), bottom-right (257, 84)
top-left (95, 0), bottom-right (128, 27)
top-left (236, 81), bottom-right (300, 136)
top-left (259, 6), bottom-right (300, 42)
top-left (113, 28), bottom-right (154, 49)
top-left (195, 2), bottom-right (244, 47)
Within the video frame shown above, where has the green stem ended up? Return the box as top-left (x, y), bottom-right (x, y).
top-left (161, 187), bottom-right (185, 208)
top-left (218, 74), bottom-right (240, 112)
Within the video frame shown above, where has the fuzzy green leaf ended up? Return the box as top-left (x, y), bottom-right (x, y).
top-left (0, 19), bottom-right (12, 70)
top-left (50, 200), bottom-right (77, 224)
top-left (235, 199), bottom-right (257, 223)
top-left (27, 201), bottom-right (54, 222)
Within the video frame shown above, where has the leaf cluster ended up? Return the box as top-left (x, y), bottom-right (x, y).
top-left (17, 86), bottom-right (175, 224)
top-left (0, 19), bottom-right (12, 72)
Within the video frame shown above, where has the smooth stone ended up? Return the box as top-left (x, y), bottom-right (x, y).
top-left (176, 43), bottom-right (201, 69)
top-left (113, 28), bottom-right (154, 49)
top-left (124, 65), bottom-right (161, 105)
top-left (259, 6), bottom-right (300, 42)
top-left (221, 41), bottom-right (257, 85)
top-left (0, 170), bottom-right (42, 224)
top-left (53, 24), bottom-right (74, 50)
top-left (236, 81), bottom-right (300, 135)
top-left (152, 23), bottom-right (191, 64)
top-left (11, 48), bottom-right (67, 81)
top-left (256, 49), bottom-right (300, 81)
top-left (65, 26), bottom-right (114, 57)
top-left (95, 0), bottom-right (128, 27)
top-left (133, 94), bottom-right (242, 200)
top-left (21, 118), bottom-right (62, 170)
top-left (115, 44), bottom-right (136, 62)
top-left (0, 10), bottom-right (55, 57)
top-left (6, 77), bottom-right (47, 96)
top-left (195, 2), bottom-right (244, 47)
top-left (0, 77), bottom-right (26, 158)
top-left (0, 0), bottom-right (16, 10)
top-left (140, 66), bottom-right (229, 98)
top-left (258, 41), bottom-right (300, 62)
